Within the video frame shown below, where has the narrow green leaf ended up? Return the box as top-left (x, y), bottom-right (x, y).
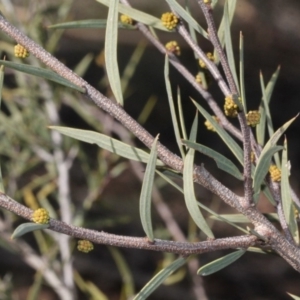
top-left (281, 138), bottom-right (299, 243)
top-left (185, 2), bottom-right (199, 59)
top-left (189, 111), bottom-right (198, 142)
top-left (253, 116), bottom-right (297, 193)
top-left (0, 64), bottom-right (4, 105)
top-left (156, 170), bottom-right (247, 234)
top-left (246, 247), bottom-right (269, 255)
top-left (239, 32), bottom-right (246, 111)
top-left (183, 148), bottom-right (214, 238)
top-left (156, 169), bottom-right (183, 194)
top-left (96, 0), bottom-right (169, 31)
top-left (164, 56), bottom-right (185, 158)
top-left (287, 293), bottom-right (300, 300)
top-left (165, 0), bottom-right (208, 38)
top-left (212, 0), bottom-right (219, 8)
top-left (109, 247), bottom-right (135, 298)
top-left (198, 249), bottom-right (246, 276)
top-left (49, 19), bottom-right (135, 29)
top-left (265, 66), bottom-right (281, 105)
top-left (74, 53), bottom-right (94, 78)
top-left (0, 60), bottom-right (85, 92)
top-left (215, 0), bottom-right (236, 63)
top-left (11, 223), bottom-right (49, 239)
top-left (224, 1), bottom-right (239, 93)
top-left (133, 257), bottom-right (187, 300)
top-left (177, 87), bottom-right (187, 142)
top-left (210, 213), bottom-right (279, 223)
top-left (183, 140), bottom-right (243, 180)
top-left (253, 145), bottom-right (283, 195)
top-left (121, 40), bottom-right (146, 94)
top-left (49, 126), bottom-right (164, 166)
top-left (259, 68), bottom-right (281, 165)
top-left (105, 0), bottom-right (123, 105)
top-left (49, 19), bottom-right (108, 29)
top-left (192, 99), bottom-right (244, 165)
top-left (256, 103), bottom-right (266, 146)
top-left (259, 73), bottom-right (274, 141)
top-left (139, 135), bottom-right (159, 242)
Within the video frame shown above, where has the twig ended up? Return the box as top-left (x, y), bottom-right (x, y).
top-left (268, 180), bottom-right (295, 245)
top-left (0, 192), bottom-right (257, 255)
top-left (193, 1), bottom-right (253, 207)
top-left (197, 0), bottom-right (238, 94)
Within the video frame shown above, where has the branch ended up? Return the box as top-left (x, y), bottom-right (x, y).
top-left (197, 0), bottom-right (238, 94)
top-left (0, 192), bottom-right (257, 255)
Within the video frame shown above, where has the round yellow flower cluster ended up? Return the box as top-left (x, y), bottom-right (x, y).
top-left (195, 72), bottom-right (202, 84)
top-left (204, 116), bottom-right (220, 132)
top-left (14, 44), bottom-right (29, 58)
top-left (199, 52), bottom-right (214, 69)
top-left (269, 164), bottom-right (281, 182)
top-left (120, 14), bottom-right (134, 25)
top-left (77, 240), bottom-right (94, 253)
top-left (165, 41), bottom-right (181, 56)
top-left (32, 208), bottom-right (50, 224)
top-left (161, 12), bottom-right (179, 30)
top-left (246, 110), bottom-right (261, 127)
top-left (224, 96), bottom-right (239, 117)
top-left (204, 0), bottom-right (212, 4)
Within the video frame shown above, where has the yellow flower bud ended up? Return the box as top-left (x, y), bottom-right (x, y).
top-left (204, 116), bottom-right (220, 132)
top-left (77, 240), bottom-right (94, 253)
top-left (161, 12), bottom-right (179, 30)
top-left (246, 110), bottom-right (261, 127)
top-left (120, 14), bottom-right (134, 25)
top-left (195, 72), bottom-right (202, 84)
top-left (32, 208), bottom-right (50, 224)
top-left (198, 52), bottom-right (215, 69)
top-left (165, 41), bottom-right (181, 56)
top-left (224, 95), bottom-right (239, 117)
top-left (269, 164), bottom-right (281, 182)
top-left (14, 44), bottom-right (29, 58)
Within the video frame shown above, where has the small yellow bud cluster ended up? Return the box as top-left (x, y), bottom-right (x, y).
top-left (165, 41), bottom-right (181, 56)
top-left (77, 240), bottom-right (94, 253)
top-left (199, 52), bottom-right (215, 69)
top-left (224, 95), bottom-right (239, 117)
top-left (204, 116), bottom-right (220, 132)
top-left (32, 208), bottom-right (50, 224)
top-left (161, 12), bottom-right (179, 30)
top-left (246, 110), bottom-right (261, 127)
top-left (195, 72), bottom-right (202, 84)
top-left (204, 0), bottom-right (212, 4)
top-left (120, 14), bottom-right (134, 25)
top-left (14, 44), bottom-right (29, 58)
top-left (269, 165), bottom-right (281, 182)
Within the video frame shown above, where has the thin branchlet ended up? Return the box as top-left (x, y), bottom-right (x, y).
top-left (195, 0), bottom-right (254, 207)
top-left (0, 192), bottom-right (256, 255)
